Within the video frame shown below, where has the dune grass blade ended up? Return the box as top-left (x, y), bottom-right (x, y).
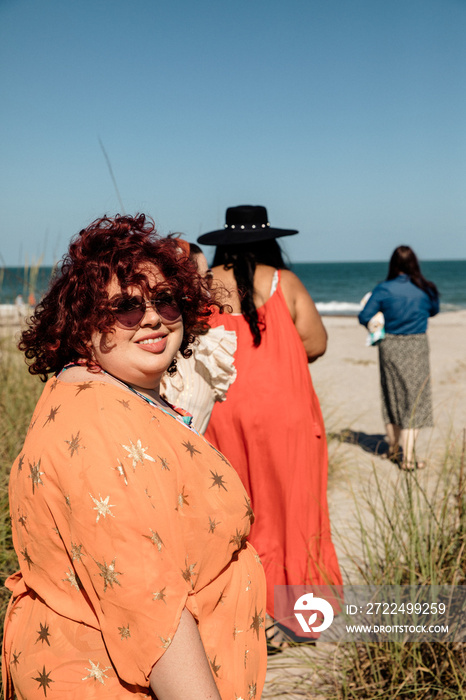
top-left (0, 337), bottom-right (43, 692)
top-left (266, 431), bottom-right (466, 699)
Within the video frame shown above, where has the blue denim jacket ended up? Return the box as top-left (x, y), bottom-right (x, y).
top-left (358, 274), bottom-right (439, 335)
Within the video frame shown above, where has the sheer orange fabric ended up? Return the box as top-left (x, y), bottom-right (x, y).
top-left (3, 378), bottom-right (266, 699)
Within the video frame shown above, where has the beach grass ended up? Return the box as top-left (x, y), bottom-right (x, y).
top-left (0, 335), bottom-right (43, 666)
top-left (333, 437), bottom-right (466, 700)
top-left (267, 432), bottom-right (466, 699)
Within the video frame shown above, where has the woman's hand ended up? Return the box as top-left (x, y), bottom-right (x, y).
top-left (149, 608), bottom-right (221, 700)
top-left (280, 270), bottom-right (327, 362)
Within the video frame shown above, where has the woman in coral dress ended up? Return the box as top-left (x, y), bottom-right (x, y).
top-left (3, 214), bottom-right (266, 699)
top-left (198, 205), bottom-right (342, 641)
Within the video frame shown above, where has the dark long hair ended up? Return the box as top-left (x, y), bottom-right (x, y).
top-left (212, 239), bottom-right (289, 346)
top-left (387, 246), bottom-right (438, 300)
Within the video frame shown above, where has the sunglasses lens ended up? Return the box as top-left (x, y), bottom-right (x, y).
top-left (155, 295), bottom-right (182, 322)
top-left (112, 297), bottom-right (145, 327)
top-left (111, 294), bottom-right (181, 327)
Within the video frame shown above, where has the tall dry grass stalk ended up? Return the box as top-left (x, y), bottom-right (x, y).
top-left (23, 254), bottom-right (44, 302)
top-left (0, 336), bottom-right (43, 658)
top-left (269, 433), bottom-right (466, 699)
top-left (333, 437), bottom-right (466, 699)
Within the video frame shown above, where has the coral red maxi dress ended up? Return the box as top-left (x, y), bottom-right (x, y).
top-left (205, 271), bottom-right (342, 630)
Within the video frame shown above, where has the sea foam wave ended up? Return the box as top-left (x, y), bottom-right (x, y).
top-left (315, 301), bottom-right (362, 316)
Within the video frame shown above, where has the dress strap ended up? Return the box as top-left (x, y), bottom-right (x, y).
top-left (269, 270), bottom-right (279, 297)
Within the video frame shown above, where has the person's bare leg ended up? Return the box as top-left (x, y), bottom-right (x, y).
top-left (400, 428), bottom-right (420, 469)
top-left (385, 423), bottom-right (401, 460)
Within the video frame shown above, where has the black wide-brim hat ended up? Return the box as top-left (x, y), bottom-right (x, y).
top-left (197, 205), bottom-right (298, 245)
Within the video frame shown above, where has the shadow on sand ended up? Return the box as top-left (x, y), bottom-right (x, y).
top-left (329, 430), bottom-right (390, 457)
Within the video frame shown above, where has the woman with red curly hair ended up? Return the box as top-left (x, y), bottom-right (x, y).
top-left (3, 215), bottom-right (266, 700)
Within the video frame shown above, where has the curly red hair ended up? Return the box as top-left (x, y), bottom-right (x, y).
top-left (19, 214), bottom-right (216, 380)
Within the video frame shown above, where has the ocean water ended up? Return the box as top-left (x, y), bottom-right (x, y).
top-left (1, 260), bottom-right (465, 315)
top-left (293, 260), bottom-right (466, 315)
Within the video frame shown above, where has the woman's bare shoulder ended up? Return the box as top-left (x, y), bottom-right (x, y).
top-left (253, 265), bottom-right (277, 299)
top-left (279, 268), bottom-right (308, 293)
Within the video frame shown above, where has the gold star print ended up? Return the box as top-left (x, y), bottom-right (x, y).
top-left (17, 454), bottom-right (24, 471)
top-left (114, 459), bottom-right (128, 485)
top-left (43, 405), bottom-right (60, 427)
top-left (33, 665), bottom-right (54, 696)
top-left (229, 529), bottom-right (246, 549)
top-left (11, 650), bottom-right (21, 667)
top-left (209, 469), bottom-right (227, 491)
top-left (21, 547), bottom-right (33, 569)
top-left (63, 567), bottom-right (80, 591)
top-left (254, 553), bottom-right (262, 565)
top-left (158, 455), bottom-right (170, 470)
top-left (118, 624), bottom-right (131, 640)
top-left (117, 398), bottom-right (131, 410)
top-left (248, 682), bottom-right (257, 699)
top-left (65, 494), bottom-right (71, 509)
top-left (176, 486), bottom-right (189, 510)
top-left (36, 622), bottom-right (51, 646)
top-left (249, 607), bottom-right (264, 640)
top-left (65, 431), bottom-right (83, 457)
top-left (209, 655), bottom-right (221, 677)
top-left (28, 459), bottom-right (44, 494)
top-left (235, 696), bottom-right (245, 700)
top-left (122, 439), bottom-right (156, 469)
top-left (75, 381), bottom-right (93, 395)
top-left (82, 660), bottom-right (111, 684)
top-left (182, 440), bottom-right (201, 458)
top-left (144, 529), bottom-right (164, 551)
top-left (233, 626), bottom-right (244, 639)
top-left (181, 558), bottom-right (197, 587)
top-left (89, 493), bottom-right (115, 522)
top-left (50, 377), bottom-right (58, 392)
top-left (244, 649), bottom-right (249, 668)
top-left (71, 542), bottom-right (84, 561)
top-left (208, 516), bottom-right (220, 533)
top-left (243, 496), bottom-right (254, 522)
top-left (95, 557), bottom-right (122, 592)
top-left (18, 511), bottom-right (28, 529)
top-left (152, 587), bottom-right (167, 603)
top-left (159, 636), bottom-right (172, 649)
top-left (213, 588), bottom-right (226, 610)
top-left (28, 417), bottom-right (37, 433)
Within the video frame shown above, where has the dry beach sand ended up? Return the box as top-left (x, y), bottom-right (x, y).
top-left (264, 310), bottom-right (466, 698)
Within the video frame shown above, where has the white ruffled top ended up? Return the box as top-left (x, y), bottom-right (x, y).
top-left (161, 326), bottom-right (237, 434)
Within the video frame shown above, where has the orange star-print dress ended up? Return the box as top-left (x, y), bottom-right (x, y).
top-left (3, 377), bottom-right (267, 699)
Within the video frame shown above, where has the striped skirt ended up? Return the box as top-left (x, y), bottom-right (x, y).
top-left (378, 333), bottom-right (433, 429)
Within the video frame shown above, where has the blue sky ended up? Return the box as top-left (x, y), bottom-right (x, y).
top-left (1, 0), bottom-right (465, 265)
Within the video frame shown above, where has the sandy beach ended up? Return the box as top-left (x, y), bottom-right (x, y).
top-left (309, 310), bottom-right (466, 583)
top-left (314, 310), bottom-right (466, 457)
top-left (263, 310), bottom-right (466, 697)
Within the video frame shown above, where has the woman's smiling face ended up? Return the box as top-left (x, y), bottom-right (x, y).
top-left (91, 266), bottom-right (183, 390)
